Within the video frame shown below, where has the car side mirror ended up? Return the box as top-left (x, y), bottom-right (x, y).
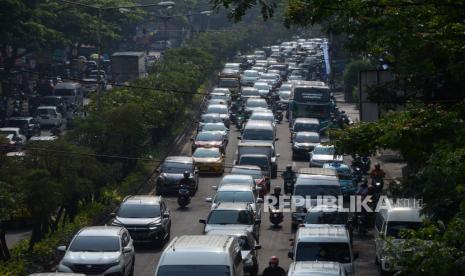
top-left (353, 251), bottom-right (359, 260)
top-left (212, 185), bottom-right (218, 190)
top-left (255, 245), bottom-right (262, 250)
top-left (205, 197), bottom-right (213, 203)
top-left (163, 212), bottom-right (170, 218)
top-left (237, 136), bottom-right (242, 139)
top-left (256, 198), bottom-right (264, 204)
top-left (57, 245), bottom-right (67, 252)
top-left (110, 212), bottom-right (116, 218)
top-left (199, 219), bottom-right (206, 224)
top-left (288, 251), bottom-right (294, 259)
top-left (276, 154), bottom-right (280, 157)
top-left (254, 219), bottom-right (261, 225)
top-left (275, 137), bottom-right (279, 141)
top-left (190, 138), bottom-right (194, 141)
top-left (123, 247), bottom-right (132, 254)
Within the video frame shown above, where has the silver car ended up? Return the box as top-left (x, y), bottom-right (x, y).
top-left (57, 226), bottom-right (135, 276)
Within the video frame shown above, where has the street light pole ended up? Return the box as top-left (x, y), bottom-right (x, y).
top-left (96, 7), bottom-right (102, 111)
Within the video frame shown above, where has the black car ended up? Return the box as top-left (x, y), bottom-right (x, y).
top-left (156, 156), bottom-right (199, 195)
top-left (5, 117), bottom-right (40, 138)
top-left (111, 195), bottom-right (171, 246)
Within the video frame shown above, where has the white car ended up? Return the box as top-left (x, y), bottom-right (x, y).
top-left (0, 127), bottom-right (27, 146)
top-left (36, 106), bottom-right (63, 127)
top-left (241, 70), bottom-right (260, 86)
top-left (57, 226), bottom-right (135, 275)
top-left (253, 82), bottom-right (271, 98)
top-left (206, 184), bottom-right (263, 218)
top-left (309, 145), bottom-right (343, 167)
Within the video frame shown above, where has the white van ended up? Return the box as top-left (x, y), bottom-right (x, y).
top-left (374, 206), bottom-right (423, 275)
top-left (291, 168), bottom-right (341, 228)
top-left (155, 235), bottom-right (244, 276)
top-left (287, 261), bottom-right (347, 276)
top-left (288, 225), bottom-right (356, 275)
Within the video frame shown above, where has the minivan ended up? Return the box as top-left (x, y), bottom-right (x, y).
top-left (53, 82), bottom-right (83, 108)
top-left (240, 120), bottom-right (277, 146)
top-left (374, 206), bottom-right (423, 275)
top-left (291, 168), bottom-right (341, 228)
top-left (155, 235), bottom-right (244, 276)
top-left (288, 225), bottom-right (356, 275)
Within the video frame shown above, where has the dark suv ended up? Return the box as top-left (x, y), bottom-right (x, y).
top-left (156, 156), bottom-right (199, 195)
top-left (111, 195), bottom-right (171, 245)
top-left (5, 117), bottom-right (40, 138)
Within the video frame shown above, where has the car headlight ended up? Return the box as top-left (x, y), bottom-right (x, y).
top-left (111, 220), bottom-right (123, 227)
top-left (148, 223), bottom-right (161, 230)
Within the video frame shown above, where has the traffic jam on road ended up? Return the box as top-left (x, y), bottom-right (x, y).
top-left (46, 38), bottom-right (422, 276)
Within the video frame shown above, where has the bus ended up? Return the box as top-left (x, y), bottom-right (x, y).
top-left (288, 81), bottom-right (331, 132)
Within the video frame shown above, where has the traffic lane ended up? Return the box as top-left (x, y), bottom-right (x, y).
top-left (133, 124), bottom-right (240, 276)
top-left (256, 120), bottom-right (296, 272)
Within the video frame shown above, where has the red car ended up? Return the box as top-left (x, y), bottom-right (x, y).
top-left (191, 131), bottom-right (227, 154)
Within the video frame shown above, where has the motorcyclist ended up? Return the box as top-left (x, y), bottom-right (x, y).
top-left (270, 186), bottom-right (282, 208)
top-left (262, 256), bottom-right (286, 276)
top-left (281, 165), bottom-right (296, 194)
top-left (357, 178), bottom-right (369, 199)
top-left (179, 171), bottom-right (194, 195)
top-left (370, 163), bottom-right (386, 179)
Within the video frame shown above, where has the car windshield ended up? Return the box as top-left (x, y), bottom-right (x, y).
top-left (304, 211), bottom-right (348, 225)
top-left (162, 162), bottom-right (192, 173)
top-left (294, 185), bottom-right (341, 197)
top-left (253, 84), bottom-right (269, 90)
top-left (313, 147), bottom-right (335, 155)
top-left (242, 89), bottom-right (259, 97)
top-left (214, 191), bottom-right (254, 204)
top-left (157, 265), bottom-right (230, 276)
top-left (295, 134), bottom-right (319, 143)
top-left (201, 115), bottom-right (221, 123)
top-left (294, 122), bottom-right (319, 132)
top-left (242, 129), bottom-right (273, 141)
top-left (69, 236), bottom-right (120, 252)
top-left (386, 221), bottom-right (422, 239)
top-left (219, 79), bottom-right (239, 88)
top-left (260, 74), bottom-right (276, 80)
top-left (193, 149), bottom-right (221, 158)
top-left (207, 210), bottom-right (254, 225)
top-left (231, 168), bottom-right (263, 180)
top-left (244, 71), bottom-right (259, 77)
top-left (202, 124), bottom-right (226, 132)
top-left (247, 99), bottom-right (268, 108)
top-left (239, 156), bottom-right (269, 170)
top-left (117, 204), bottom-right (160, 218)
top-left (54, 88), bottom-right (75, 96)
top-left (210, 94), bottom-right (228, 100)
top-left (196, 132), bottom-right (222, 141)
top-left (250, 114), bottom-right (274, 122)
top-left (295, 242), bottom-right (351, 263)
top-left (207, 106), bottom-right (228, 114)
top-left (37, 108), bottom-right (56, 115)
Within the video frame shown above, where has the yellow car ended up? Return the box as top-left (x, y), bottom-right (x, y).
top-left (192, 147), bottom-right (225, 174)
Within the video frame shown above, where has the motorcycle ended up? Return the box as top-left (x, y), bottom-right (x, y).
top-left (275, 110), bottom-right (283, 123)
top-left (361, 156), bottom-right (371, 174)
top-left (356, 212), bottom-right (367, 237)
top-left (372, 176), bottom-right (384, 194)
top-left (269, 206), bottom-right (283, 227)
top-left (236, 113), bottom-right (245, 130)
top-left (353, 167), bottom-right (363, 184)
top-left (177, 186), bottom-right (191, 208)
top-left (283, 178), bottom-right (294, 195)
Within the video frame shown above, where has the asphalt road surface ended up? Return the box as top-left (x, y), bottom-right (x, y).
top-left (133, 110), bottom-right (379, 275)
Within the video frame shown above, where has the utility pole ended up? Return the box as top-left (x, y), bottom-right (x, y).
top-left (96, 7), bottom-right (102, 111)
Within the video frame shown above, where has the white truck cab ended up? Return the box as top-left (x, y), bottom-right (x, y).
top-left (374, 206), bottom-right (423, 275)
top-left (288, 225), bottom-right (356, 275)
top-left (155, 235), bottom-right (244, 276)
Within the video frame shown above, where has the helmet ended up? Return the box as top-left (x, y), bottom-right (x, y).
top-left (270, 256), bottom-right (279, 265)
top-left (375, 163), bottom-right (381, 169)
top-left (286, 164), bottom-right (292, 171)
top-left (273, 186), bottom-right (281, 194)
top-left (183, 171), bottom-right (190, 178)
